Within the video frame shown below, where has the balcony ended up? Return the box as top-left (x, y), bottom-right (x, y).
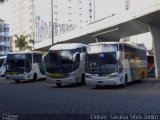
top-left (4, 32), bottom-right (9, 37)
top-left (0, 32), bottom-right (4, 36)
top-left (5, 41), bottom-right (10, 47)
top-left (0, 42), bottom-right (5, 46)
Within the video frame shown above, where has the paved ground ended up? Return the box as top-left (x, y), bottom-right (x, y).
top-left (0, 77), bottom-right (160, 120)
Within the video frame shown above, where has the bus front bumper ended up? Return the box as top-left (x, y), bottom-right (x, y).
top-left (86, 77), bottom-right (122, 86)
top-left (5, 74), bottom-right (31, 80)
top-left (46, 76), bottom-right (79, 85)
top-left (0, 69), bottom-right (5, 76)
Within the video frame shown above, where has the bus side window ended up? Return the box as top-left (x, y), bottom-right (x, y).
top-left (119, 44), bottom-right (123, 51)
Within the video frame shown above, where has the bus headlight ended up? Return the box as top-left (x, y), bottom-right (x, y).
top-left (24, 72), bottom-right (27, 74)
top-left (110, 73), bottom-right (118, 78)
top-left (85, 74), bottom-right (92, 79)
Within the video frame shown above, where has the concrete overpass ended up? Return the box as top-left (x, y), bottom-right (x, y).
top-left (35, 1), bottom-right (160, 79)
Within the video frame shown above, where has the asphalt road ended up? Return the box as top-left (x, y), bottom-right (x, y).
top-left (0, 77), bottom-right (160, 120)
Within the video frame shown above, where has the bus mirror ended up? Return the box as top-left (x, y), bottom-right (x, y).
top-left (80, 52), bottom-right (86, 61)
top-left (73, 52), bottom-right (80, 62)
top-left (116, 51), bottom-right (120, 60)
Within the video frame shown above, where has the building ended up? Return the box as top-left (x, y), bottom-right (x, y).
top-left (0, 19), bottom-right (10, 56)
top-left (120, 0), bottom-right (154, 50)
top-left (34, 0), bottom-right (93, 43)
top-left (10, 0), bottom-right (34, 37)
top-left (10, 0), bottom-right (94, 49)
top-left (9, 0), bottom-right (34, 51)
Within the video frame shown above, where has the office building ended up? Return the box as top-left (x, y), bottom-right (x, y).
top-left (0, 19), bottom-right (10, 56)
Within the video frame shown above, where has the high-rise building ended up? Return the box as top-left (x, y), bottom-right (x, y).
top-left (10, 0), bottom-right (94, 47)
top-left (10, 0), bottom-right (34, 37)
top-left (9, 0), bottom-right (34, 51)
top-left (0, 19), bottom-right (10, 56)
top-left (34, 0), bottom-right (93, 42)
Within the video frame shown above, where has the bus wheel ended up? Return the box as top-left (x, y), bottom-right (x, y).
top-left (32, 73), bottom-right (37, 82)
top-left (81, 74), bottom-right (85, 85)
top-left (56, 83), bottom-right (62, 88)
top-left (15, 80), bottom-right (20, 83)
top-left (1, 73), bottom-right (5, 77)
top-left (122, 75), bottom-right (128, 87)
top-left (140, 72), bottom-right (144, 81)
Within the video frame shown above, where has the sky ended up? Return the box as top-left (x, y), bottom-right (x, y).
top-left (0, 0), bottom-right (153, 50)
top-left (0, 1), bottom-right (10, 23)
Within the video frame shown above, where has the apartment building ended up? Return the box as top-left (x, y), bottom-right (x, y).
top-left (10, 0), bottom-right (34, 37)
top-left (0, 19), bottom-right (10, 56)
top-left (10, 0), bottom-right (94, 47)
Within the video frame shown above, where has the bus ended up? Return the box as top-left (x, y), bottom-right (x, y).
top-left (5, 51), bottom-right (46, 83)
top-left (0, 56), bottom-right (7, 77)
top-left (46, 43), bottom-right (87, 87)
top-left (85, 42), bottom-right (147, 88)
top-left (147, 55), bottom-right (155, 77)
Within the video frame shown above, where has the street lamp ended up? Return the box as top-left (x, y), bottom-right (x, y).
top-left (51, 0), bottom-right (54, 45)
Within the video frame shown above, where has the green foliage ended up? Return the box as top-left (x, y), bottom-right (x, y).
top-left (28, 35), bottom-right (35, 49)
top-left (15, 34), bottom-right (32, 51)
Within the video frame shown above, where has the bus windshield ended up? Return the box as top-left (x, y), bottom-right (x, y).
top-left (6, 54), bottom-right (32, 73)
top-left (86, 52), bottom-right (118, 74)
top-left (47, 50), bottom-right (75, 73)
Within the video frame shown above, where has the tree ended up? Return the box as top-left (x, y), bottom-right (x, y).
top-left (15, 34), bottom-right (32, 51)
top-left (28, 35), bottom-right (35, 50)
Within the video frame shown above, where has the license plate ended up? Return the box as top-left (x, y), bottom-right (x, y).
top-left (98, 81), bottom-right (103, 83)
top-left (56, 80), bottom-right (61, 83)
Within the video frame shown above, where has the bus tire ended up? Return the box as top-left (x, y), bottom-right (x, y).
top-left (32, 73), bottom-right (37, 82)
top-left (1, 73), bottom-right (5, 77)
top-left (122, 75), bottom-right (128, 87)
top-left (140, 72), bottom-right (144, 81)
top-left (15, 80), bottom-right (20, 83)
top-left (56, 83), bottom-right (62, 88)
top-left (81, 73), bottom-right (85, 85)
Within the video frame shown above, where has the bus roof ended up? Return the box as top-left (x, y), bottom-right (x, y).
top-left (88, 42), bottom-right (146, 50)
top-left (8, 51), bottom-right (45, 55)
top-left (49, 43), bottom-right (87, 51)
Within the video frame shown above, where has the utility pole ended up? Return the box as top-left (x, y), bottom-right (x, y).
top-left (51, 0), bottom-right (54, 45)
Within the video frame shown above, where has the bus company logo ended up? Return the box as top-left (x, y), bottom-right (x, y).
top-left (47, 72), bottom-right (67, 78)
top-left (6, 72), bottom-right (18, 75)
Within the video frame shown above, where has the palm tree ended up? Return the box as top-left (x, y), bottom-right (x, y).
top-left (28, 35), bottom-right (35, 50)
top-left (15, 34), bottom-right (32, 51)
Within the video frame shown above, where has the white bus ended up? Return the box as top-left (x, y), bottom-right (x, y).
top-left (46, 43), bottom-right (87, 87)
top-left (5, 51), bottom-right (46, 83)
top-left (0, 56), bottom-right (7, 77)
top-left (85, 42), bottom-right (147, 88)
